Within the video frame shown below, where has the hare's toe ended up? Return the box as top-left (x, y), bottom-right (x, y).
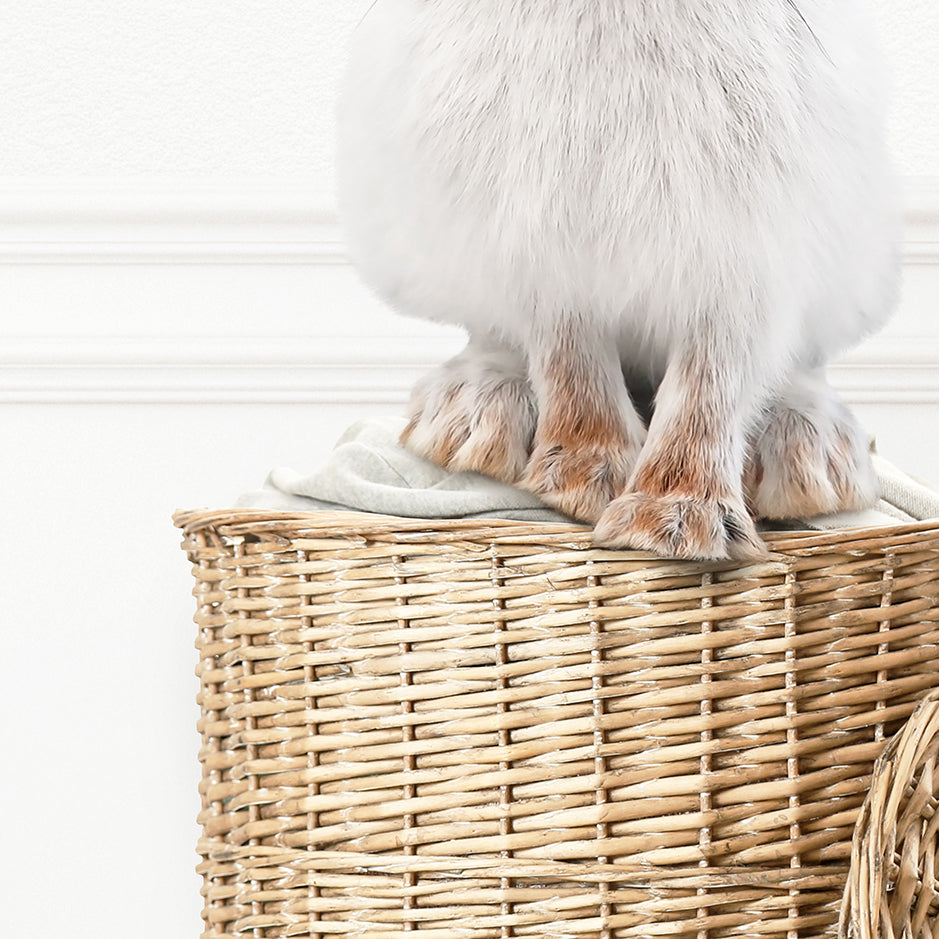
top-left (401, 356), bottom-right (536, 483)
top-left (594, 492), bottom-right (767, 562)
top-left (745, 393), bottom-right (877, 520)
top-left (521, 436), bottom-right (640, 524)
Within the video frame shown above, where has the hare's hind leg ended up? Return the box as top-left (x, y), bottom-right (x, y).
top-left (744, 369), bottom-right (877, 519)
top-left (520, 316), bottom-right (646, 523)
top-left (401, 334), bottom-right (536, 483)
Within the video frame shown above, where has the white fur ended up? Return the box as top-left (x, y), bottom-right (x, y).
top-left (339, 0), bottom-right (896, 372)
top-left (404, 335), bottom-right (536, 482)
top-left (746, 368), bottom-right (879, 517)
top-left (337, 0), bottom-right (898, 557)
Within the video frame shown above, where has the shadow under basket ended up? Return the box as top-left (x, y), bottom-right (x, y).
top-left (175, 509), bottom-right (939, 939)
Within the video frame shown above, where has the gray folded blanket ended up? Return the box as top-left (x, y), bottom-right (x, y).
top-left (236, 418), bottom-right (939, 530)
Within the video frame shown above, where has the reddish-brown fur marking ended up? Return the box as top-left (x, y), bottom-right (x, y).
top-left (594, 348), bottom-right (767, 560)
top-left (522, 336), bottom-right (643, 522)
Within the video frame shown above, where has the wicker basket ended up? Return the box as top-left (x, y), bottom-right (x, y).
top-left (840, 689), bottom-right (939, 939)
top-left (176, 509), bottom-right (939, 939)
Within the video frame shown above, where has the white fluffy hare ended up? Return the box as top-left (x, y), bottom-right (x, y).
top-left (338, 0), bottom-right (898, 560)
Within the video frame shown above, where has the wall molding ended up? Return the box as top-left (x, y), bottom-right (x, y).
top-left (0, 241), bottom-right (345, 266)
top-left (1, 176), bottom-right (938, 404)
top-left (0, 174), bottom-right (936, 266)
top-left (3, 333), bottom-right (939, 406)
top-left (904, 177), bottom-right (939, 264)
top-left (0, 176), bottom-right (342, 266)
top-left (0, 334), bottom-right (461, 404)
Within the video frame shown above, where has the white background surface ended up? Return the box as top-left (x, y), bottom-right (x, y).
top-left (0, 0), bottom-right (935, 179)
top-left (1, 3), bottom-right (938, 937)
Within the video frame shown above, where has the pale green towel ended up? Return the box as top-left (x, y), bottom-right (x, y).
top-left (237, 418), bottom-right (939, 530)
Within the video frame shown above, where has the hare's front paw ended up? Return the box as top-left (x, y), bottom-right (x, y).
top-left (401, 352), bottom-right (536, 483)
top-left (521, 434), bottom-right (642, 524)
top-left (593, 492), bottom-right (767, 562)
top-left (745, 384), bottom-right (877, 519)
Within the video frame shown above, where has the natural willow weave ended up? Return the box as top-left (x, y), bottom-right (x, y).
top-left (176, 509), bottom-right (939, 939)
top-left (840, 690), bottom-right (939, 939)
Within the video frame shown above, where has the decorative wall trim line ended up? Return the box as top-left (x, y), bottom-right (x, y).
top-left (900, 176), bottom-right (939, 265)
top-left (830, 338), bottom-right (939, 405)
top-left (0, 176), bottom-right (340, 265)
top-left (2, 177), bottom-right (937, 404)
top-left (3, 333), bottom-right (938, 405)
top-left (0, 175), bottom-right (936, 266)
top-left (0, 240), bottom-right (345, 266)
top-left (0, 334), bottom-right (461, 404)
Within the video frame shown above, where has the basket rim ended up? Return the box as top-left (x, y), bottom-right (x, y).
top-left (173, 506), bottom-right (939, 558)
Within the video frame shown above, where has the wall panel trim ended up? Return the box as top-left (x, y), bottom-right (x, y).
top-left (2, 176), bottom-right (937, 404)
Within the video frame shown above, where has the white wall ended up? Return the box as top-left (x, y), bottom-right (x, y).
top-left (874, 0), bottom-right (939, 177)
top-left (0, 0), bottom-right (936, 179)
top-left (2, 4), bottom-right (938, 938)
top-left (0, 0), bottom-right (361, 182)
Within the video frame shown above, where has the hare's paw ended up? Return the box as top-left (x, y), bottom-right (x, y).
top-left (521, 435), bottom-right (641, 524)
top-left (401, 357), bottom-right (536, 483)
top-left (745, 395), bottom-right (877, 520)
top-left (593, 492), bottom-right (767, 562)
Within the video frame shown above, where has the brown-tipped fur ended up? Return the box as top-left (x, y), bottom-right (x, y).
top-left (595, 349), bottom-right (766, 560)
top-left (523, 437), bottom-right (636, 522)
top-left (401, 383), bottom-right (466, 466)
top-left (745, 396), bottom-right (878, 520)
top-left (402, 357), bottom-right (537, 484)
top-left (521, 332), bottom-right (644, 522)
top-left (630, 411), bottom-right (716, 500)
top-left (594, 492), bottom-right (767, 561)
